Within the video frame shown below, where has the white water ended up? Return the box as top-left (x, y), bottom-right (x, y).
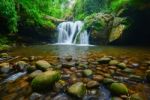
top-left (57, 21), bottom-right (89, 45)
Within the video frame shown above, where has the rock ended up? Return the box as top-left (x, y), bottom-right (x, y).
top-left (31, 70), bottom-right (60, 91)
top-left (22, 57), bottom-right (29, 61)
top-left (0, 53), bottom-right (9, 58)
top-left (131, 63), bottom-right (139, 68)
top-left (35, 60), bottom-right (51, 71)
top-left (109, 60), bottom-right (119, 65)
top-left (27, 66), bottom-right (36, 73)
top-left (103, 78), bottom-right (116, 85)
top-left (52, 94), bottom-right (70, 100)
top-left (144, 61), bottom-right (150, 66)
top-left (111, 97), bottom-right (123, 100)
top-left (54, 80), bottom-right (66, 92)
top-left (117, 63), bottom-right (126, 69)
top-left (79, 63), bottom-right (88, 68)
top-left (129, 75), bottom-right (143, 82)
top-left (123, 68), bottom-right (134, 74)
top-left (146, 70), bottom-right (150, 82)
top-left (93, 75), bottom-right (104, 82)
top-left (97, 57), bottom-right (111, 64)
top-left (110, 83), bottom-right (128, 95)
top-left (0, 63), bottom-right (10, 73)
top-left (86, 80), bottom-right (99, 88)
top-left (62, 62), bottom-right (75, 68)
top-left (83, 69), bottom-right (93, 77)
top-left (68, 82), bottom-right (86, 98)
top-left (15, 61), bottom-right (28, 71)
top-left (65, 56), bottom-right (72, 62)
top-left (29, 70), bottom-right (43, 79)
top-left (29, 92), bottom-right (44, 100)
top-left (130, 93), bottom-right (143, 100)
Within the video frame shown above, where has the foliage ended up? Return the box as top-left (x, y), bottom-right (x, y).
top-left (0, 0), bottom-right (69, 33)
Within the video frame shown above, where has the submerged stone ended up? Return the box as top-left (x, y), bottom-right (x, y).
top-left (68, 82), bottom-right (86, 98)
top-left (117, 63), bottom-right (126, 69)
top-left (86, 80), bottom-right (99, 88)
top-left (97, 57), bottom-right (111, 64)
top-left (31, 70), bottom-right (60, 91)
top-left (109, 60), bottom-right (119, 65)
top-left (110, 83), bottom-right (128, 95)
top-left (83, 69), bottom-right (93, 77)
top-left (35, 60), bottom-right (51, 71)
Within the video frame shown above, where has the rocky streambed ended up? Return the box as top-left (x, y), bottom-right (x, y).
top-left (0, 46), bottom-right (150, 100)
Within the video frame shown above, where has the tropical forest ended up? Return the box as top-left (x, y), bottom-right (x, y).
top-left (0, 0), bottom-right (150, 100)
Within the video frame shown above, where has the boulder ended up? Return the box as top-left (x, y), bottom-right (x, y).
top-left (110, 83), bottom-right (128, 95)
top-left (31, 70), bottom-right (60, 91)
top-left (35, 60), bottom-right (51, 71)
top-left (68, 82), bottom-right (86, 98)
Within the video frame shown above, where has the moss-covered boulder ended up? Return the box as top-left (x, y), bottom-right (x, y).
top-left (110, 83), bottom-right (128, 95)
top-left (68, 82), bottom-right (86, 98)
top-left (31, 70), bottom-right (60, 91)
top-left (35, 60), bottom-right (51, 71)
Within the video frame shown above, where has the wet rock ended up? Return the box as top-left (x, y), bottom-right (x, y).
top-left (146, 70), bottom-right (150, 82)
top-left (122, 68), bottom-right (134, 74)
top-left (111, 97), bottom-right (123, 100)
top-left (103, 78), bottom-right (116, 85)
top-left (27, 66), bottom-right (36, 73)
top-left (22, 57), bottom-right (29, 61)
top-left (129, 75), bottom-right (143, 82)
top-left (144, 61), bottom-right (150, 66)
top-left (29, 56), bottom-right (36, 61)
top-left (62, 74), bottom-right (70, 80)
top-left (0, 63), bottom-right (10, 73)
top-left (117, 63), bottom-right (126, 69)
top-left (110, 83), bottom-right (128, 95)
top-left (31, 70), bottom-right (60, 91)
top-left (28, 70), bottom-right (43, 79)
top-left (29, 92), bottom-right (44, 100)
top-left (65, 56), bottom-right (72, 62)
top-left (15, 61), bottom-right (28, 71)
top-left (130, 93), bottom-right (143, 100)
top-left (108, 66), bottom-right (117, 70)
top-left (109, 60), bottom-right (119, 65)
top-left (35, 60), bottom-right (51, 71)
top-left (68, 82), bottom-right (86, 98)
top-left (93, 75), bottom-right (104, 82)
top-left (83, 69), bottom-right (93, 77)
top-left (79, 63), bottom-right (88, 68)
top-left (97, 57), bottom-right (111, 64)
top-left (52, 94), bottom-right (70, 100)
top-left (86, 80), bottom-right (99, 88)
top-left (54, 80), bottom-right (67, 92)
top-left (131, 63), bottom-right (139, 68)
top-left (0, 53), bottom-right (9, 58)
top-left (62, 62), bottom-right (75, 68)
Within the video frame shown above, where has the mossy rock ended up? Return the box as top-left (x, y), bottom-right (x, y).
top-left (110, 83), bottom-right (128, 95)
top-left (31, 70), bottom-right (60, 91)
top-left (97, 57), bottom-right (111, 64)
top-left (109, 60), bottom-right (119, 65)
top-left (0, 53), bottom-right (9, 58)
top-left (35, 60), bottom-right (51, 71)
top-left (117, 63), bottom-right (126, 69)
top-left (83, 69), bottom-right (93, 77)
top-left (68, 82), bottom-right (86, 98)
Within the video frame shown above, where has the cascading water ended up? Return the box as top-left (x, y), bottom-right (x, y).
top-left (57, 21), bottom-right (89, 45)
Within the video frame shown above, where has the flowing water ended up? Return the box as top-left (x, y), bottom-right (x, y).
top-left (57, 21), bottom-right (89, 45)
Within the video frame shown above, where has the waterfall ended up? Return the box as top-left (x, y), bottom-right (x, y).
top-left (57, 21), bottom-right (89, 45)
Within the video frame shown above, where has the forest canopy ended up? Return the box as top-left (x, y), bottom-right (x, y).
top-left (0, 0), bottom-right (149, 33)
